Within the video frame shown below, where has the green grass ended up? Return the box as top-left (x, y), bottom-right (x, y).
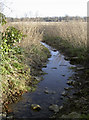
top-left (43, 35), bottom-right (87, 64)
top-left (80, 114), bottom-right (89, 119)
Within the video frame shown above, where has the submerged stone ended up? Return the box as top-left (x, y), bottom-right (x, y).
top-left (61, 91), bottom-right (67, 96)
top-left (45, 87), bottom-right (48, 89)
top-left (67, 80), bottom-right (75, 86)
top-left (1, 113), bottom-right (7, 119)
top-left (70, 57), bottom-right (79, 61)
top-left (61, 112), bottom-right (81, 118)
top-left (64, 57), bottom-right (69, 60)
top-left (51, 67), bottom-right (57, 69)
top-left (7, 115), bottom-right (14, 119)
top-left (59, 64), bottom-right (67, 66)
top-left (64, 87), bottom-right (70, 90)
top-left (34, 76), bottom-right (42, 81)
top-left (76, 67), bottom-right (85, 70)
top-left (51, 91), bottom-right (56, 94)
top-left (64, 87), bottom-right (73, 91)
top-left (39, 71), bottom-right (44, 75)
top-left (42, 63), bottom-right (47, 68)
top-left (49, 104), bottom-right (59, 113)
top-left (62, 74), bottom-right (65, 77)
top-left (31, 104), bottom-right (41, 111)
top-left (44, 90), bottom-right (49, 94)
top-left (59, 105), bottom-right (63, 110)
top-left (53, 49), bottom-right (57, 52)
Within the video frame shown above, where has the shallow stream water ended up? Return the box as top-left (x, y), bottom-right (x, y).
top-left (8, 42), bottom-right (76, 118)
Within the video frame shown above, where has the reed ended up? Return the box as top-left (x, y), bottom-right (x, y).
top-left (4, 21), bottom-right (87, 49)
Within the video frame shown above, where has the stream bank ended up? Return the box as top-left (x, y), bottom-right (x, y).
top-left (1, 22), bottom-right (88, 119)
top-left (42, 37), bottom-right (89, 119)
top-left (5, 42), bottom-right (77, 119)
top-left (2, 40), bottom-right (89, 119)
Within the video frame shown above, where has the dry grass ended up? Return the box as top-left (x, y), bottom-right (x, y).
top-left (3, 22), bottom-right (43, 48)
top-left (41, 22), bottom-right (87, 48)
top-left (1, 21), bottom-right (87, 106)
top-left (3, 21), bottom-right (87, 49)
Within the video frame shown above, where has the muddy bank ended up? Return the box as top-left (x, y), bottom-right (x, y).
top-left (54, 67), bottom-right (89, 118)
top-left (42, 38), bottom-right (89, 118)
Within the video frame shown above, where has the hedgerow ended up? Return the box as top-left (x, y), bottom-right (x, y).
top-left (0, 19), bottom-right (31, 106)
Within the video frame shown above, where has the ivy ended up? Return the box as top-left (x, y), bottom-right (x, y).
top-left (0, 16), bottom-right (32, 106)
top-left (0, 12), bottom-right (7, 25)
top-left (2, 26), bottom-right (23, 45)
top-left (1, 26), bottom-right (23, 60)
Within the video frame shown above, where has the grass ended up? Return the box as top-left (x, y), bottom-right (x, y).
top-left (43, 22), bottom-right (87, 48)
top-left (6, 22), bottom-right (87, 62)
top-left (1, 46), bottom-right (32, 105)
top-left (1, 22), bottom-right (50, 110)
top-left (43, 36), bottom-right (87, 64)
top-left (5, 21), bottom-right (87, 49)
top-left (80, 114), bottom-right (89, 119)
top-left (41, 22), bottom-right (87, 64)
top-left (1, 21), bottom-right (88, 112)
top-left (3, 22), bottom-right (51, 73)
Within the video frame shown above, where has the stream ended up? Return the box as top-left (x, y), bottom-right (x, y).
top-left (7, 42), bottom-right (76, 118)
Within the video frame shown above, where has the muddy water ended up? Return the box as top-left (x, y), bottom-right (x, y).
top-left (8, 42), bottom-right (75, 118)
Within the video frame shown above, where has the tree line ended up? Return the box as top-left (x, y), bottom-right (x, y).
top-left (7, 16), bottom-right (87, 22)
top-left (0, 12), bottom-right (87, 22)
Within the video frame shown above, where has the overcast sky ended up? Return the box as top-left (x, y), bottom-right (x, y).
top-left (1, 0), bottom-right (88, 18)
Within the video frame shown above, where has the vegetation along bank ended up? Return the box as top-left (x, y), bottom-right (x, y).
top-left (1, 22), bottom-right (50, 112)
top-left (1, 21), bottom-right (89, 118)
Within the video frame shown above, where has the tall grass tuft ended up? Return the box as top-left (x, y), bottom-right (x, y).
top-left (4, 21), bottom-right (87, 49)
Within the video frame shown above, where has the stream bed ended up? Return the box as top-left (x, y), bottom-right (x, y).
top-left (7, 42), bottom-right (76, 118)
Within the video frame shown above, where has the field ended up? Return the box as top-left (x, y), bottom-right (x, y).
top-left (1, 21), bottom-right (88, 114)
top-left (8, 21), bottom-right (87, 63)
top-left (6, 21), bottom-right (87, 48)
